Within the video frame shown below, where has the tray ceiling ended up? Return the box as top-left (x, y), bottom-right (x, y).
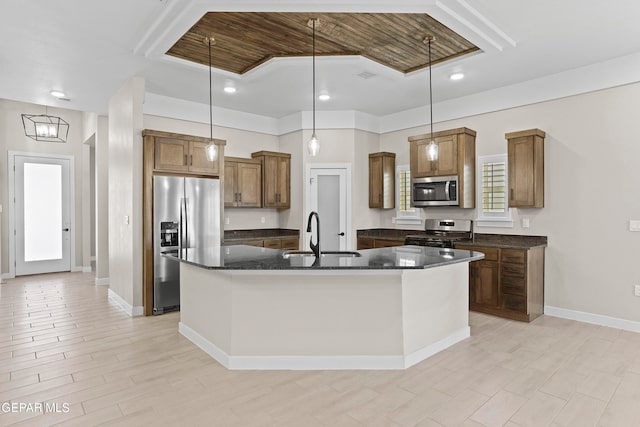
top-left (166, 12), bottom-right (480, 74)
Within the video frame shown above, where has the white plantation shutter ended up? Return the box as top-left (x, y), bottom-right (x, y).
top-left (476, 155), bottom-right (512, 226)
top-left (396, 165), bottom-right (421, 224)
top-left (482, 161), bottom-right (506, 213)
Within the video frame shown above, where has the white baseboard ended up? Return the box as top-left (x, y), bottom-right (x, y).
top-left (179, 322), bottom-right (470, 370)
top-left (108, 288), bottom-right (143, 317)
top-left (71, 266), bottom-right (82, 272)
top-left (545, 305), bottom-right (640, 333)
top-left (95, 277), bottom-right (110, 286)
top-left (1, 273), bottom-right (13, 280)
top-left (82, 266), bottom-right (92, 273)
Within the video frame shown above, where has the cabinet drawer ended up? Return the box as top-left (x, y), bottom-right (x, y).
top-left (501, 249), bottom-right (526, 264)
top-left (501, 294), bottom-right (526, 312)
top-left (457, 245), bottom-right (499, 262)
top-left (374, 239), bottom-right (405, 248)
top-left (280, 238), bottom-right (299, 250)
top-left (501, 276), bottom-right (526, 296)
top-left (357, 237), bottom-right (375, 250)
top-left (501, 263), bottom-right (526, 278)
top-left (263, 239), bottom-right (282, 249)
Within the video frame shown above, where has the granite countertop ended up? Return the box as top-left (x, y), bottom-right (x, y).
top-left (460, 234), bottom-right (547, 249)
top-left (223, 228), bottom-right (299, 242)
top-left (357, 228), bottom-right (547, 249)
top-left (164, 244), bottom-right (484, 270)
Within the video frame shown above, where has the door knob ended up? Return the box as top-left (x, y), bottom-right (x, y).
top-left (337, 232), bottom-right (345, 236)
top-left (62, 228), bottom-right (70, 232)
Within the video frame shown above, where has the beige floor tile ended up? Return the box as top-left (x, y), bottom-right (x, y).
top-left (468, 365), bottom-right (518, 397)
top-left (388, 388), bottom-right (451, 426)
top-left (504, 367), bottom-right (553, 398)
top-left (510, 390), bottom-right (566, 427)
top-left (429, 388), bottom-right (490, 426)
top-left (599, 394), bottom-right (640, 427)
top-left (576, 371), bottom-right (622, 402)
top-left (51, 404), bottom-right (123, 426)
top-left (469, 390), bottom-right (527, 427)
top-left (538, 368), bottom-right (587, 400)
top-left (552, 393), bottom-right (606, 427)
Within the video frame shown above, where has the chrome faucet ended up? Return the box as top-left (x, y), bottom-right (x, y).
top-left (306, 211), bottom-right (320, 258)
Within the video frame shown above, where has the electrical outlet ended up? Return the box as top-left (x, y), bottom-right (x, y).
top-left (630, 220), bottom-right (640, 231)
top-left (635, 285), bottom-right (640, 297)
top-left (522, 218), bottom-right (530, 228)
top-left (225, 217), bottom-right (230, 225)
top-left (124, 215), bottom-right (129, 225)
top-left (260, 216), bottom-right (266, 224)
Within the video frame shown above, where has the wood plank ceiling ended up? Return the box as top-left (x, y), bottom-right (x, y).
top-left (166, 12), bottom-right (480, 74)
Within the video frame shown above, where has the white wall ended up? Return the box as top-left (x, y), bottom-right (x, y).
top-left (108, 77), bottom-right (145, 313)
top-left (353, 130), bottom-right (383, 245)
top-left (381, 82), bottom-right (640, 323)
top-left (278, 131), bottom-right (304, 245)
top-left (0, 99), bottom-right (87, 276)
top-left (95, 115), bottom-right (109, 283)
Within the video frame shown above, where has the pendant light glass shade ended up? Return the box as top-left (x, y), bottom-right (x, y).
top-left (307, 18), bottom-right (319, 156)
top-left (425, 36), bottom-right (438, 161)
top-left (308, 133), bottom-right (319, 156)
top-left (205, 36), bottom-right (218, 162)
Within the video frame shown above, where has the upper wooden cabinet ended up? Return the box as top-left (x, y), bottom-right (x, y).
top-left (506, 129), bottom-right (546, 208)
top-left (224, 157), bottom-right (262, 208)
top-left (144, 130), bottom-right (225, 177)
top-left (409, 127), bottom-right (476, 208)
top-left (369, 152), bottom-right (395, 209)
top-left (251, 151), bottom-right (291, 209)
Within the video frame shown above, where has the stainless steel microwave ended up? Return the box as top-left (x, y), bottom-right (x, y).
top-left (412, 175), bottom-right (458, 206)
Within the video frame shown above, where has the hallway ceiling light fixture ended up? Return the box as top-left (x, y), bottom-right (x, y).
top-left (21, 107), bottom-right (69, 143)
top-left (425, 35), bottom-right (438, 162)
top-left (307, 18), bottom-right (320, 157)
top-left (49, 90), bottom-right (66, 98)
top-left (204, 35), bottom-right (218, 162)
top-left (223, 85), bottom-right (236, 93)
top-left (318, 93), bottom-right (330, 101)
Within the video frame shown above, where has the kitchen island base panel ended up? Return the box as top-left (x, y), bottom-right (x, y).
top-left (179, 262), bottom-right (470, 370)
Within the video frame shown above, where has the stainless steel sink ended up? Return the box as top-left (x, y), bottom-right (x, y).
top-left (282, 250), bottom-right (361, 259)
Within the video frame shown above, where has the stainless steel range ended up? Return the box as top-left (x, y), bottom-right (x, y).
top-left (404, 219), bottom-right (473, 248)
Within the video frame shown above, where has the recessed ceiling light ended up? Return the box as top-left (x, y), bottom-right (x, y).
top-left (223, 86), bottom-right (236, 94)
top-left (449, 73), bottom-right (465, 81)
top-left (50, 90), bottom-right (66, 98)
top-left (318, 93), bottom-right (330, 101)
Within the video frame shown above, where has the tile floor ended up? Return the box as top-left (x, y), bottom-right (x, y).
top-left (1, 271), bottom-right (640, 426)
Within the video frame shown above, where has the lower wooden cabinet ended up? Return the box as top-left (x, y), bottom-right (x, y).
top-left (225, 237), bottom-right (299, 250)
top-left (456, 244), bottom-right (545, 322)
top-left (357, 237), bottom-right (405, 250)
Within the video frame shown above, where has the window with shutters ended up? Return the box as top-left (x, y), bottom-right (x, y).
top-left (395, 165), bottom-right (421, 225)
top-left (476, 155), bottom-right (512, 227)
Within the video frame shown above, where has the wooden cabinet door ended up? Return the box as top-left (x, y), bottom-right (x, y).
top-left (262, 156), bottom-right (279, 207)
top-left (434, 135), bottom-right (458, 176)
top-left (237, 162), bottom-right (262, 207)
top-left (357, 237), bottom-right (375, 250)
top-left (224, 162), bottom-right (238, 207)
top-left (508, 136), bottom-right (535, 207)
top-left (369, 156), bottom-right (383, 207)
top-left (373, 239), bottom-right (405, 248)
top-left (276, 157), bottom-right (290, 208)
top-left (410, 139), bottom-right (434, 177)
top-left (189, 141), bottom-right (219, 175)
top-left (155, 138), bottom-right (188, 172)
top-left (470, 261), bottom-right (500, 308)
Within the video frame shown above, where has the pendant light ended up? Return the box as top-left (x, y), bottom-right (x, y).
top-left (307, 18), bottom-right (320, 157)
top-left (424, 35), bottom-right (438, 161)
top-left (21, 105), bottom-right (69, 143)
top-left (204, 35), bottom-right (218, 162)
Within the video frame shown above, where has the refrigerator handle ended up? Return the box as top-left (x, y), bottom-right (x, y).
top-left (183, 197), bottom-right (189, 249)
top-left (179, 197), bottom-right (187, 257)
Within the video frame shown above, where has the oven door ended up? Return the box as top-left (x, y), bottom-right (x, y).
top-left (412, 176), bottom-right (458, 206)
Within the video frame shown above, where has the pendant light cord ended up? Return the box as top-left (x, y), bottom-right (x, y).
top-left (208, 37), bottom-right (213, 142)
top-left (428, 37), bottom-right (433, 140)
top-left (312, 19), bottom-right (316, 136)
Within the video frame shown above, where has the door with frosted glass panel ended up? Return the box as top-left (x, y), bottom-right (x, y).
top-left (14, 156), bottom-right (71, 275)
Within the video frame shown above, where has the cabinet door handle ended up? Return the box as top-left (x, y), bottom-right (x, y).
top-left (184, 154), bottom-right (187, 165)
top-left (510, 188), bottom-right (514, 201)
top-left (239, 193), bottom-right (242, 202)
top-left (234, 193), bottom-right (238, 202)
top-left (190, 154), bottom-right (193, 166)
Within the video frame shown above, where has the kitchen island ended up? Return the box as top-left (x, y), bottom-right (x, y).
top-left (172, 245), bottom-right (483, 370)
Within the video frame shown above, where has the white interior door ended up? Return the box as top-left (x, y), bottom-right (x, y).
top-left (14, 155), bottom-right (71, 275)
top-left (309, 167), bottom-right (349, 251)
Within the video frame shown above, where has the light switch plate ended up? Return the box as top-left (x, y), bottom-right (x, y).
top-left (630, 220), bottom-right (640, 231)
top-left (225, 217), bottom-right (230, 225)
top-left (522, 218), bottom-right (530, 228)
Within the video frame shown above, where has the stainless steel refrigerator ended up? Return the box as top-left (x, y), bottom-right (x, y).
top-left (153, 176), bottom-right (221, 314)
